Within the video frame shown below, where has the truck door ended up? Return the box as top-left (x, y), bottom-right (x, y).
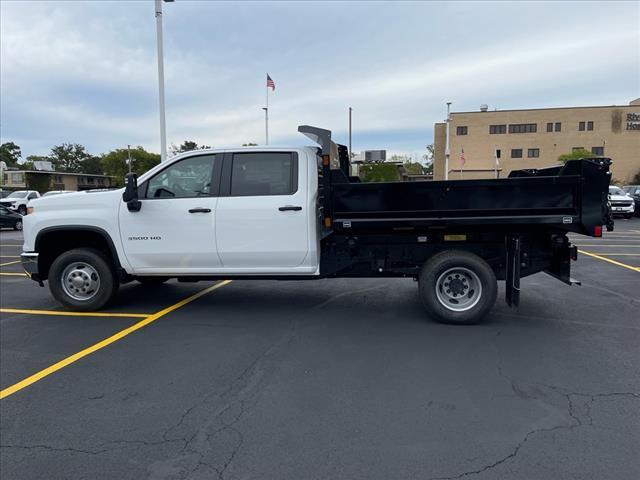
top-left (118, 153), bottom-right (222, 273)
top-left (215, 151), bottom-right (309, 270)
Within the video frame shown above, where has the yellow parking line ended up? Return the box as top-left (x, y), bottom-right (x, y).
top-left (0, 280), bottom-right (231, 400)
top-left (0, 260), bottom-right (21, 267)
top-left (591, 253), bottom-right (640, 256)
top-left (578, 250), bottom-right (640, 273)
top-left (573, 244), bottom-right (640, 247)
top-left (0, 244), bottom-right (22, 247)
top-left (0, 272), bottom-right (26, 277)
top-left (0, 256), bottom-right (20, 259)
top-left (0, 308), bottom-right (150, 318)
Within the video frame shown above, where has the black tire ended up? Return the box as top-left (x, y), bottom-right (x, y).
top-left (136, 276), bottom-right (169, 286)
top-left (48, 248), bottom-right (118, 311)
top-left (418, 250), bottom-right (497, 325)
top-left (17, 205), bottom-right (27, 215)
top-left (14, 220), bottom-right (23, 231)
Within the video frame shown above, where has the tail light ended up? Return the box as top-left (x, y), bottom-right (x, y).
top-left (594, 225), bottom-right (602, 237)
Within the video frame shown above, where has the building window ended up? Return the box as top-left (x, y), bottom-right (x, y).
top-left (591, 146), bottom-right (604, 156)
top-left (511, 149), bottom-right (523, 158)
top-left (546, 123), bottom-right (553, 132)
top-left (572, 147), bottom-right (584, 152)
top-left (528, 148), bottom-right (540, 158)
top-left (456, 126), bottom-right (468, 135)
top-left (489, 124), bottom-right (506, 134)
top-left (508, 123), bottom-right (537, 134)
top-left (11, 173), bottom-right (23, 184)
top-left (555, 122), bottom-right (561, 132)
top-left (579, 121), bottom-right (585, 131)
top-left (587, 121), bottom-right (594, 131)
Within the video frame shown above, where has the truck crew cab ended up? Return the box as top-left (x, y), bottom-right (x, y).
top-left (21, 126), bottom-right (613, 325)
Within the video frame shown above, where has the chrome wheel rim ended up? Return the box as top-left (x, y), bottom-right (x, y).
top-left (435, 267), bottom-right (482, 312)
top-left (15, 221), bottom-right (22, 230)
top-left (61, 262), bottom-right (101, 301)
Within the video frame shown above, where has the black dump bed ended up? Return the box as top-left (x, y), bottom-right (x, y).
top-left (299, 125), bottom-right (612, 237)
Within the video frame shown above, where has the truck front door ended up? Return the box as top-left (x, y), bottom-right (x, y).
top-left (215, 151), bottom-right (310, 271)
top-left (118, 153), bottom-right (222, 274)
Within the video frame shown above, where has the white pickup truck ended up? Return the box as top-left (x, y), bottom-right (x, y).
top-left (21, 126), bottom-right (613, 324)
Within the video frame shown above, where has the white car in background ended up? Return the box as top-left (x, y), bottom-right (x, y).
top-left (0, 190), bottom-right (40, 215)
top-left (608, 186), bottom-right (635, 219)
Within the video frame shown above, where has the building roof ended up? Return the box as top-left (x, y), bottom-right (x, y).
top-left (450, 99), bottom-right (638, 116)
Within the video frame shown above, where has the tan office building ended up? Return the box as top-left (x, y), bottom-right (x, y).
top-left (433, 99), bottom-right (640, 183)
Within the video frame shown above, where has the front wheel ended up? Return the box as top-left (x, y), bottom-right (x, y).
top-left (418, 250), bottom-right (497, 325)
top-left (14, 220), bottom-right (23, 231)
top-left (48, 248), bottom-right (118, 311)
top-left (17, 205), bottom-right (27, 215)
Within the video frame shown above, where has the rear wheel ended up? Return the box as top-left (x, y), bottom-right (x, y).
top-left (418, 250), bottom-right (497, 325)
top-left (49, 248), bottom-right (118, 311)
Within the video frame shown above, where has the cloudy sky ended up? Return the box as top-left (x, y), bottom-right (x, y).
top-left (1, 0), bottom-right (638, 159)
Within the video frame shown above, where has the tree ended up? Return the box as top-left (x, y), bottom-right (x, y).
top-left (0, 142), bottom-right (22, 167)
top-left (82, 156), bottom-right (104, 175)
top-left (424, 144), bottom-right (435, 164)
top-left (49, 143), bottom-right (91, 173)
top-left (403, 161), bottom-right (425, 175)
top-left (242, 142), bottom-right (258, 146)
top-left (101, 146), bottom-right (160, 187)
top-left (360, 164), bottom-right (401, 182)
top-left (558, 148), bottom-right (597, 163)
top-left (170, 140), bottom-right (210, 155)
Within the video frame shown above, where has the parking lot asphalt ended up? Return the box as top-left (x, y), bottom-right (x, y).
top-left (1, 220), bottom-right (639, 480)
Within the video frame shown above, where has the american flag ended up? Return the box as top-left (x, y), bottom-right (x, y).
top-left (267, 74), bottom-right (275, 91)
top-left (459, 148), bottom-right (466, 166)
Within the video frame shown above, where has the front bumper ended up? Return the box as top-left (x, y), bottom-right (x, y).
top-left (611, 204), bottom-right (635, 214)
top-left (21, 252), bottom-right (42, 284)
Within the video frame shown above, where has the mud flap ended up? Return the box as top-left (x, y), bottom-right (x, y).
top-left (545, 237), bottom-right (580, 286)
top-left (505, 235), bottom-right (521, 307)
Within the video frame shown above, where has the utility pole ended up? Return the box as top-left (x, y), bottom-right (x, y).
top-left (155, 0), bottom-right (173, 162)
top-left (127, 145), bottom-right (133, 175)
top-left (348, 107), bottom-right (352, 159)
top-left (262, 107), bottom-right (269, 145)
top-left (445, 102), bottom-right (451, 181)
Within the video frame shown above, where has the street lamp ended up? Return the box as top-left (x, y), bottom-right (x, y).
top-left (155, 0), bottom-right (174, 162)
top-left (444, 102), bottom-right (451, 180)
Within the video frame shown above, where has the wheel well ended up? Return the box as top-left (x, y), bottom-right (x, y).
top-left (36, 228), bottom-right (120, 281)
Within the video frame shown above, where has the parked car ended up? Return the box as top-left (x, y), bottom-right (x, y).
top-left (622, 185), bottom-right (640, 216)
top-left (42, 190), bottom-right (75, 197)
top-left (608, 186), bottom-right (635, 219)
top-left (0, 190), bottom-right (40, 215)
top-left (0, 190), bottom-right (11, 199)
top-left (0, 205), bottom-right (23, 230)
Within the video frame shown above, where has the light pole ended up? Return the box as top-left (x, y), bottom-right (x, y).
top-left (444, 102), bottom-right (451, 180)
top-left (155, 0), bottom-right (173, 162)
top-left (262, 107), bottom-right (269, 145)
top-left (348, 107), bottom-right (352, 159)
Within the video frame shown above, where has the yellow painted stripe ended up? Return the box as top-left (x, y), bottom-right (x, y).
top-left (0, 244), bottom-right (22, 247)
top-left (0, 256), bottom-right (20, 259)
top-left (0, 260), bottom-right (21, 267)
top-left (591, 253), bottom-right (640, 256)
top-left (0, 272), bottom-right (27, 277)
top-left (578, 250), bottom-right (640, 273)
top-left (0, 308), bottom-right (150, 318)
top-left (0, 280), bottom-right (231, 400)
top-left (573, 244), bottom-right (640, 247)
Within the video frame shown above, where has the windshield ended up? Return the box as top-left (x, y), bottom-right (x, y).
top-left (609, 186), bottom-right (625, 196)
top-left (6, 191), bottom-right (28, 199)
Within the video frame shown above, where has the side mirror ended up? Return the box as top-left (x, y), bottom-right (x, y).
top-left (122, 173), bottom-right (141, 212)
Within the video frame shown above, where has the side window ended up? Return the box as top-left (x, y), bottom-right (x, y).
top-left (230, 152), bottom-right (297, 196)
top-left (28, 192), bottom-right (38, 200)
top-left (146, 155), bottom-right (215, 199)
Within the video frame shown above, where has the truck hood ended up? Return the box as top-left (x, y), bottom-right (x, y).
top-left (29, 189), bottom-right (123, 211)
top-left (609, 194), bottom-right (633, 201)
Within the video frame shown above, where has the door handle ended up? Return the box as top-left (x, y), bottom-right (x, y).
top-left (188, 208), bottom-right (211, 213)
top-left (278, 206), bottom-right (302, 211)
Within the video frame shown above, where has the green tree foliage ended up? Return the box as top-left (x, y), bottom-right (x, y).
top-left (82, 156), bottom-right (104, 175)
top-left (242, 142), bottom-right (258, 146)
top-left (49, 143), bottom-right (91, 172)
top-left (403, 161), bottom-right (425, 175)
top-left (26, 173), bottom-right (52, 192)
top-left (170, 140), bottom-right (211, 155)
top-left (631, 168), bottom-right (640, 185)
top-left (101, 146), bottom-right (160, 187)
top-left (558, 148), bottom-right (597, 163)
top-left (360, 163), bottom-right (401, 182)
top-left (0, 142), bottom-right (22, 167)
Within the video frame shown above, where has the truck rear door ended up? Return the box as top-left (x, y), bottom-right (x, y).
top-left (215, 151), bottom-right (309, 270)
